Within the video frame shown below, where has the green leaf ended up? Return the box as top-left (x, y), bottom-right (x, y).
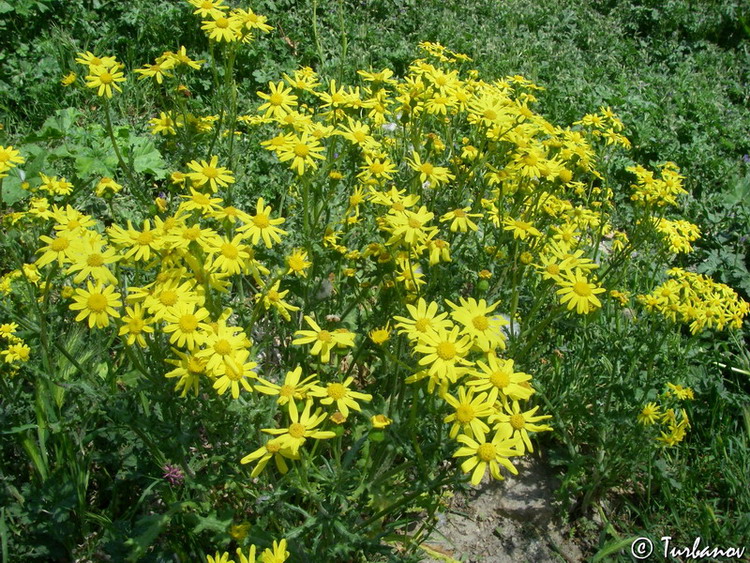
top-left (1, 173), bottom-right (29, 205)
top-left (127, 136), bottom-right (167, 178)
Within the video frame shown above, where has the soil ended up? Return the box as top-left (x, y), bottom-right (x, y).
top-left (421, 455), bottom-right (585, 562)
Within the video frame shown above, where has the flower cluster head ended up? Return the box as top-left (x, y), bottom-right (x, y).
top-left (207, 538), bottom-right (289, 563)
top-left (77, 51), bottom-right (126, 98)
top-left (637, 268), bottom-right (749, 333)
top-left (638, 382), bottom-right (694, 447)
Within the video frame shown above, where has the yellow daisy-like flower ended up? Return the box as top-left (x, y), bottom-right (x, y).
top-left (393, 298), bottom-right (451, 342)
top-left (201, 13), bottom-right (242, 42)
top-left (84, 64), bottom-right (126, 98)
top-left (292, 316), bottom-right (354, 363)
top-left (414, 326), bottom-right (473, 385)
top-left (186, 155), bottom-right (235, 193)
top-left (406, 151), bottom-right (455, 188)
top-left (255, 280), bottom-right (299, 321)
top-left (240, 437), bottom-right (298, 477)
top-left (118, 304), bottom-right (155, 347)
top-left (262, 400), bottom-right (336, 455)
top-left (556, 270), bottom-right (606, 314)
top-left (440, 207), bottom-right (482, 233)
top-left (254, 366), bottom-right (319, 407)
top-left (637, 402), bottom-right (661, 425)
top-left (162, 302), bottom-right (211, 349)
top-left (286, 248), bottom-right (312, 277)
top-left (452, 426), bottom-right (522, 485)
top-left (443, 386), bottom-right (495, 439)
top-left (212, 349), bottom-right (258, 399)
top-left (308, 377), bottom-right (373, 418)
top-left (468, 356), bottom-right (534, 403)
top-left (276, 133), bottom-right (326, 175)
top-left (257, 81), bottom-right (299, 118)
top-left (238, 198), bottom-right (287, 248)
top-left (69, 282), bottom-right (122, 329)
top-left (0, 145), bottom-right (25, 175)
top-left (490, 399), bottom-right (553, 454)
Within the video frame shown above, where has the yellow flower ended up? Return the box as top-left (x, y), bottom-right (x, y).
top-left (241, 437), bottom-right (298, 477)
top-left (309, 377), bottom-right (373, 418)
top-left (453, 427), bottom-right (522, 485)
top-left (254, 366), bottom-right (319, 407)
top-left (443, 386), bottom-right (495, 439)
top-left (276, 133), bottom-right (325, 175)
top-left (371, 414), bottom-right (392, 429)
top-left (238, 198), bottom-right (287, 248)
top-left (490, 399), bottom-right (553, 454)
top-left (118, 304), bottom-right (154, 347)
top-left (201, 13), bottom-right (242, 42)
top-left (286, 248), bottom-right (312, 277)
top-left (262, 400), bottom-right (336, 455)
top-left (369, 324), bottom-right (391, 345)
top-left (69, 282), bottom-right (122, 329)
top-left (186, 155), bottom-right (234, 193)
top-left (61, 72), bottom-right (77, 86)
top-left (637, 402), bottom-right (661, 425)
top-left (212, 349), bottom-right (258, 399)
top-left (85, 64), bottom-right (126, 98)
top-left (162, 303), bottom-right (211, 349)
top-left (556, 270), bottom-right (606, 314)
top-left (257, 81), bottom-right (298, 118)
top-left (292, 316), bottom-right (354, 363)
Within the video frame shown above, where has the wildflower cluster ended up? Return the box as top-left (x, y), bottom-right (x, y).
top-left (207, 538), bottom-right (289, 563)
top-left (638, 382), bottom-right (694, 447)
top-left (638, 268), bottom-right (749, 333)
top-left (0, 322), bottom-right (29, 372)
top-left (0, 3), bottom-right (747, 558)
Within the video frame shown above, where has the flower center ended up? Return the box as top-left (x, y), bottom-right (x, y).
top-left (202, 166), bottom-right (218, 179)
top-left (317, 330), bottom-right (332, 343)
top-left (573, 281), bottom-right (592, 297)
top-left (221, 243), bottom-right (238, 259)
top-left (490, 370), bottom-right (510, 389)
top-left (327, 383), bottom-right (346, 400)
top-left (215, 17), bottom-right (229, 29)
top-left (87, 253), bottom-right (104, 267)
top-left (453, 208), bottom-right (466, 218)
top-left (472, 316), bottom-right (489, 331)
top-left (288, 423), bottom-right (306, 439)
top-left (420, 163), bottom-right (434, 175)
top-left (414, 318), bottom-right (430, 332)
top-left (279, 384), bottom-right (295, 398)
top-left (436, 341), bottom-right (456, 360)
top-left (294, 143), bottom-right (310, 157)
top-left (50, 238), bottom-right (69, 252)
top-left (266, 440), bottom-right (282, 453)
top-left (137, 231), bottom-right (154, 245)
top-left (214, 339), bottom-right (232, 356)
top-left (408, 218), bottom-right (422, 229)
top-left (510, 413), bottom-right (526, 430)
top-left (99, 72), bottom-right (113, 84)
top-left (477, 443), bottom-right (496, 461)
top-left (183, 226), bottom-right (201, 240)
top-left (160, 290), bottom-right (178, 306)
top-left (178, 314), bottom-right (198, 332)
top-left (267, 289), bottom-right (280, 302)
top-left (128, 318), bottom-right (144, 332)
top-left (253, 213), bottom-right (270, 228)
top-left (88, 294), bottom-right (108, 312)
top-left (455, 405), bottom-right (475, 423)
top-left (270, 92), bottom-right (284, 106)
